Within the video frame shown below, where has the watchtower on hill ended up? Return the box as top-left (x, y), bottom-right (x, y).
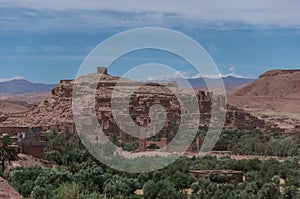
top-left (97, 67), bottom-right (108, 75)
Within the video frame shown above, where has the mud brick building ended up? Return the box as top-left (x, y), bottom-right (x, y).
top-left (0, 67), bottom-right (284, 156)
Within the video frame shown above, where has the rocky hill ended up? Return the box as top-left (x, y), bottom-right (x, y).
top-left (0, 92), bottom-right (51, 114)
top-left (0, 98), bottom-right (33, 114)
top-left (229, 69), bottom-right (300, 133)
top-left (232, 69), bottom-right (300, 99)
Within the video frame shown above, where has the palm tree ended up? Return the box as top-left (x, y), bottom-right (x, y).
top-left (0, 135), bottom-right (18, 172)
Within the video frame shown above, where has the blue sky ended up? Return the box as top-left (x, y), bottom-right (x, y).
top-left (0, 0), bottom-right (300, 83)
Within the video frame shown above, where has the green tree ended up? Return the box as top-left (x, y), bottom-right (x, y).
top-left (31, 186), bottom-right (52, 199)
top-left (44, 150), bottom-right (63, 165)
top-left (9, 166), bottom-right (43, 197)
top-left (257, 183), bottom-right (280, 199)
top-left (53, 182), bottom-right (80, 199)
top-left (74, 162), bottom-right (104, 192)
top-left (0, 135), bottom-right (18, 172)
top-left (33, 168), bottom-right (73, 194)
top-left (144, 180), bottom-right (185, 199)
top-left (168, 171), bottom-right (191, 189)
top-left (191, 182), bottom-right (200, 193)
top-left (281, 185), bottom-right (299, 199)
top-left (143, 180), bottom-right (158, 199)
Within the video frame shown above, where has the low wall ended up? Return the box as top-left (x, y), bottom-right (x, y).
top-left (21, 141), bottom-right (47, 158)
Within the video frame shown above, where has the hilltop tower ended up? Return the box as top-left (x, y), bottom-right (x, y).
top-left (97, 67), bottom-right (108, 75)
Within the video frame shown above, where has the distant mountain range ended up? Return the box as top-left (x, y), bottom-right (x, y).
top-left (0, 76), bottom-right (255, 94)
top-left (186, 76), bottom-right (255, 88)
top-left (0, 79), bottom-right (57, 94)
top-left (176, 76), bottom-right (255, 88)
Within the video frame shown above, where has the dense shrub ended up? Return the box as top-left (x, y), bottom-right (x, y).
top-left (5, 131), bottom-right (300, 198)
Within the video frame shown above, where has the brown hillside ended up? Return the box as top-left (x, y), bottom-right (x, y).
top-left (0, 92), bottom-right (51, 113)
top-left (233, 69), bottom-right (300, 99)
top-left (0, 99), bottom-right (33, 114)
top-left (229, 69), bottom-right (300, 132)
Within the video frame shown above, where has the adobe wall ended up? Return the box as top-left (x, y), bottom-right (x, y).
top-left (21, 141), bottom-right (47, 158)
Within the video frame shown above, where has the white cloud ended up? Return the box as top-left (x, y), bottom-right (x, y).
top-left (0, 0), bottom-right (300, 30)
top-left (190, 66), bottom-right (246, 79)
top-left (146, 71), bottom-right (189, 81)
top-left (223, 66), bottom-right (246, 78)
top-left (0, 76), bottom-right (25, 82)
top-left (143, 69), bottom-right (245, 81)
top-left (228, 66), bottom-right (236, 73)
top-left (192, 73), bottom-right (223, 79)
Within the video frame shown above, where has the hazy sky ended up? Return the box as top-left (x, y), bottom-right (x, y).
top-left (0, 0), bottom-right (300, 83)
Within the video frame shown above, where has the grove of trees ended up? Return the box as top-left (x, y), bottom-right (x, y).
top-left (1, 130), bottom-right (299, 198)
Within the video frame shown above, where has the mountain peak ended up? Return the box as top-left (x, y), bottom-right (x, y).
top-left (0, 79), bottom-right (57, 94)
top-left (0, 77), bottom-right (25, 83)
